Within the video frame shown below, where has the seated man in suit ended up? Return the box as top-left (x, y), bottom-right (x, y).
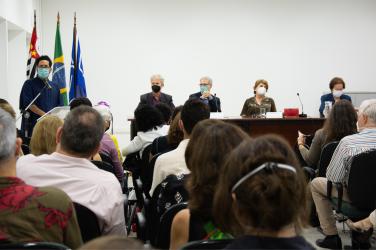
top-left (189, 76), bottom-right (221, 112)
top-left (139, 74), bottom-right (175, 110)
top-left (17, 106), bottom-right (126, 236)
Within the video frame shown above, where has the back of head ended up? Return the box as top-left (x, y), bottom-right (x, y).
top-left (213, 135), bottom-right (307, 235)
top-left (79, 235), bottom-right (144, 250)
top-left (180, 99), bottom-right (210, 135)
top-left (0, 103), bottom-right (16, 119)
top-left (0, 98), bottom-right (9, 104)
top-left (0, 108), bottom-right (16, 164)
top-left (359, 99), bottom-right (376, 125)
top-left (30, 115), bottom-right (63, 156)
top-left (134, 104), bottom-right (164, 132)
top-left (60, 106), bottom-right (104, 157)
top-left (323, 99), bottom-right (357, 144)
top-left (167, 112), bottom-right (184, 146)
top-left (155, 102), bottom-right (172, 124)
top-left (69, 97), bottom-right (93, 110)
top-left (185, 119), bottom-right (249, 219)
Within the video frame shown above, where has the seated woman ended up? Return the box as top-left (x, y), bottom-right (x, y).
top-left (319, 77), bottom-right (352, 117)
top-left (170, 119), bottom-right (249, 250)
top-left (213, 135), bottom-right (314, 249)
top-left (297, 100), bottom-right (357, 167)
top-left (30, 115), bottom-right (63, 155)
top-left (122, 104), bottom-right (166, 157)
top-left (94, 104), bottom-right (124, 182)
top-left (151, 106), bottom-right (184, 157)
top-left (240, 79), bottom-right (276, 117)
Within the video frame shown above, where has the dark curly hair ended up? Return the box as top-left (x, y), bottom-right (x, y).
top-left (134, 104), bottom-right (164, 132)
top-left (323, 99), bottom-right (357, 144)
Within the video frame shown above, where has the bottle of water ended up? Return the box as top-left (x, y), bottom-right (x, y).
top-left (324, 101), bottom-right (332, 118)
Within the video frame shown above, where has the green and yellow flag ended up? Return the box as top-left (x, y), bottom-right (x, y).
top-left (52, 12), bottom-right (68, 106)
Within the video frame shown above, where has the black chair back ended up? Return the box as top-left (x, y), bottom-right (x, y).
top-left (347, 149), bottom-right (376, 211)
top-left (181, 239), bottom-right (233, 250)
top-left (142, 153), bottom-right (162, 193)
top-left (136, 211), bottom-right (147, 243)
top-left (91, 160), bottom-right (115, 176)
top-left (133, 178), bottom-right (146, 209)
top-left (0, 242), bottom-right (70, 250)
top-left (21, 144), bottom-right (30, 155)
top-left (73, 203), bottom-right (101, 242)
top-left (318, 141), bottom-right (339, 177)
top-left (154, 202), bottom-right (188, 249)
top-left (99, 152), bottom-right (114, 166)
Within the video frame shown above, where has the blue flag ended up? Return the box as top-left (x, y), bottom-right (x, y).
top-left (69, 37), bottom-right (86, 100)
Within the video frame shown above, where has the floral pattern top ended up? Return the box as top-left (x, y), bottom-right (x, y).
top-left (0, 177), bottom-right (82, 249)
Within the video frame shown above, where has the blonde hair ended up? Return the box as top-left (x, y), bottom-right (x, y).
top-left (0, 103), bottom-right (16, 119)
top-left (30, 115), bottom-right (63, 155)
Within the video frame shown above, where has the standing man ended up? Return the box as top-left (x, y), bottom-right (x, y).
top-left (189, 76), bottom-right (221, 112)
top-left (138, 74), bottom-right (175, 110)
top-left (19, 55), bottom-right (62, 137)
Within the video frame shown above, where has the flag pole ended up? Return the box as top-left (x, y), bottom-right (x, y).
top-left (73, 12), bottom-right (77, 99)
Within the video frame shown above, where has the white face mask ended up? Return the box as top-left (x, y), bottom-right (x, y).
top-left (332, 90), bottom-right (343, 98)
top-left (256, 86), bottom-right (266, 96)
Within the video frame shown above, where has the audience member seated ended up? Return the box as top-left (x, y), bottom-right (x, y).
top-left (17, 106), bottom-right (126, 235)
top-left (79, 235), bottom-right (144, 250)
top-left (29, 115), bottom-right (63, 156)
top-left (319, 77), bottom-right (352, 117)
top-left (170, 119), bottom-right (249, 250)
top-left (94, 104), bottom-right (124, 182)
top-left (213, 135), bottom-right (314, 249)
top-left (0, 109), bottom-right (83, 248)
top-left (240, 79), bottom-right (277, 117)
top-left (122, 104), bottom-right (167, 157)
top-left (188, 76), bottom-right (221, 112)
top-left (156, 102), bottom-right (173, 125)
top-left (312, 99), bottom-right (376, 249)
top-left (69, 97), bottom-right (92, 110)
top-left (149, 99), bottom-right (210, 195)
top-left (151, 106), bottom-right (184, 157)
top-left (297, 100), bottom-right (357, 167)
top-left (138, 74), bottom-right (175, 110)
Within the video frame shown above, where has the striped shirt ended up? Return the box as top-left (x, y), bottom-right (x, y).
top-left (326, 128), bottom-right (376, 183)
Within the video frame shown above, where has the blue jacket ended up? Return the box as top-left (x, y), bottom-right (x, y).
top-left (319, 93), bottom-right (352, 117)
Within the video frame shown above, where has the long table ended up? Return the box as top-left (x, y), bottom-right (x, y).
top-left (221, 117), bottom-right (325, 146)
top-left (128, 117), bottom-right (325, 146)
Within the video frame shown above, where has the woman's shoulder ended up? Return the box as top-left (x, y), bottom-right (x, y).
top-left (244, 96), bottom-right (256, 103)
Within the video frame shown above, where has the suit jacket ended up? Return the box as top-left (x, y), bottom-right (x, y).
top-left (139, 92), bottom-right (175, 110)
top-left (189, 92), bottom-right (221, 112)
top-left (319, 93), bottom-right (351, 117)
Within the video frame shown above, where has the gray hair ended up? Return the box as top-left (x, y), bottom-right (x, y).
top-left (0, 108), bottom-right (16, 162)
top-left (200, 76), bottom-right (213, 85)
top-left (359, 99), bottom-right (376, 124)
top-left (94, 105), bottom-right (112, 122)
top-left (61, 106), bottom-right (104, 157)
top-left (150, 74), bottom-right (164, 84)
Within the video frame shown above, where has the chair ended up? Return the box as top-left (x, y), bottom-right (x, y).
top-left (136, 211), bottom-right (147, 243)
top-left (328, 149), bottom-right (376, 248)
top-left (142, 152), bottom-right (162, 193)
top-left (317, 141), bottom-right (339, 177)
top-left (73, 203), bottom-right (101, 243)
top-left (127, 178), bottom-right (146, 235)
top-left (154, 202), bottom-right (188, 249)
top-left (91, 160), bottom-right (116, 177)
top-left (99, 152), bottom-right (114, 166)
top-left (0, 242), bottom-right (70, 250)
top-left (181, 239), bottom-right (233, 250)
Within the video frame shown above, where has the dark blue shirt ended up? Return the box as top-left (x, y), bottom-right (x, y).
top-left (19, 77), bottom-right (62, 136)
top-left (319, 93), bottom-right (352, 117)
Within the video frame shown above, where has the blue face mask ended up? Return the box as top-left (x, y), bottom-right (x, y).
top-left (200, 85), bottom-right (209, 94)
top-left (37, 68), bottom-right (50, 79)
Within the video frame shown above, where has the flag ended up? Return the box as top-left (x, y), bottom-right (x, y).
top-left (26, 10), bottom-right (40, 79)
top-left (52, 13), bottom-right (68, 106)
top-left (69, 13), bottom-right (86, 101)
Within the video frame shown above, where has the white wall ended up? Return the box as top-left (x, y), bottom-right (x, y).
top-left (3, 0), bottom-right (376, 146)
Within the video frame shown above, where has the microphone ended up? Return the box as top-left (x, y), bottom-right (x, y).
top-left (43, 78), bottom-right (52, 89)
top-left (297, 93), bottom-right (307, 118)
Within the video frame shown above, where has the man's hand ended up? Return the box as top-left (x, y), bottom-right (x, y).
top-left (201, 91), bottom-right (211, 99)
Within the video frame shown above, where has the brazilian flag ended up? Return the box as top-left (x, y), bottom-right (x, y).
top-left (52, 13), bottom-right (68, 106)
